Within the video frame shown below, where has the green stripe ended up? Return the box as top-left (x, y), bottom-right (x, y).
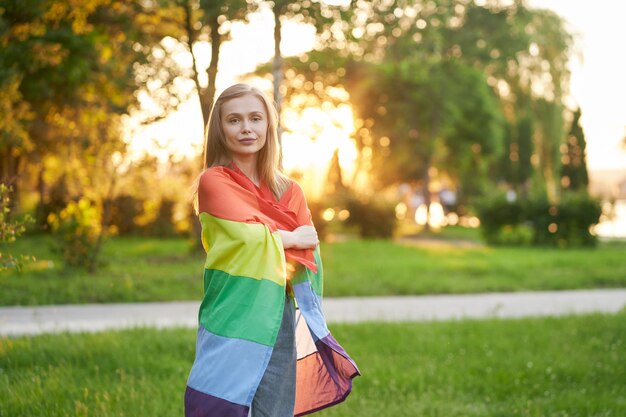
top-left (199, 268), bottom-right (285, 346)
top-left (199, 212), bottom-right (286, 286)
top-left (292, 246), bottom-right (323, 297)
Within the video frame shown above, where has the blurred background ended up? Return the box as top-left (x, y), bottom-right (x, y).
top-left (2, 3), bottom-right (626, 416)
top-left (2, 0), bottom-right (625, 271)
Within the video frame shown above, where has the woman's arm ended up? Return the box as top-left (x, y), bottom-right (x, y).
top-left (278, 225), bottom-right (319, 250)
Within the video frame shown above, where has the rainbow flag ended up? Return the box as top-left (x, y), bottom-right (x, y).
top-left (185, 165), bottom-right (360, 417)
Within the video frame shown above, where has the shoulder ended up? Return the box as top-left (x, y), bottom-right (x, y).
top-left (198, 166), bottom-right (231, 191)
top-left (199, 166), bottom-right (229, 181)
top-left (280, 178), bottom-right (312, 224)
top-left (289, 179), bottom-right (306, 201)
top-left (278, 175), bottom-right (305, 202)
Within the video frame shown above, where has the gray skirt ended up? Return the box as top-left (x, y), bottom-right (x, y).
top-left (249, 295), bottom-right (297, 417)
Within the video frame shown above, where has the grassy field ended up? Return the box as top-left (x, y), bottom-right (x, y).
top-left (1, 312), bottom-right (624, 416)
top-left (1, 234), bottom-right (625, 305)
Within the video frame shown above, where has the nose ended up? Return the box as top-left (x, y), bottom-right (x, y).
top-left (241, 120), bottom-right (252, 133)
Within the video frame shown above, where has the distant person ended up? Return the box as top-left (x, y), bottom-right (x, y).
top-left (185, 83), bottom-right (359, 417)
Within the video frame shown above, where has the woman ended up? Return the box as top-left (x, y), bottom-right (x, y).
top-left (185, 83), bottom-right (359, 417)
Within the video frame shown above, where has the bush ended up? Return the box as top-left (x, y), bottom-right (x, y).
top-left (47, 198), bottom-right (103, 270)
top-left (143, 198), bottom-right (177, 237)
top-left (493, 224), bottom-right (534, 246)
top-left (476, 190), bottom-right (601, 247)
top-left (36, 175), bottom-right (71, 231)
top-left (554, 191), bottom-right (602, 247)
top-left (345, 195), bottom-right (397, 239)
top-left (105, 194), bottom-right (143, 235)
top-left (0, 183), bottom-right (35, 271)
top-left (475, 193), bottom-right (525, 244)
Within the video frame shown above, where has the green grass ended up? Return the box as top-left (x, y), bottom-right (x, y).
top-left (322, 239), bottom-right (626, 296)
top-left (1, 312), bottom-right (625, 416)
top-left (1, 235), bottom-right (205, 305)
top-left (1, 235), bottom-right (625, 305)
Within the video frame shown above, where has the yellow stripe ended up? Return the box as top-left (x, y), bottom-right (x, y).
top-left (199, 212), bottom-right (286, 286)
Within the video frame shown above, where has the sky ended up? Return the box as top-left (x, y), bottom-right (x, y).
top-left (528, 0), bottom-right (626, 171)
top-left (125, 0), bottom-right (626, 173)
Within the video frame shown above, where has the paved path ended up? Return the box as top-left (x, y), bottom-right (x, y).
top-left (1, 289), bottom-right (625, 337)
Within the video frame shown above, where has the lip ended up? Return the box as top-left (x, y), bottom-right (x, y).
top-left (238, 138), bottom-right (256, 143)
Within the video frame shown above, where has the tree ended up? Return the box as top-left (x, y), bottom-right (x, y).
top-left (175, 0), bottom-right (252, 128)
top-left (266, 0), bottom-right (353, 166)
top-left (561, 107), bottom-right (589, 191)
top-left (276, 0), bottom-right (573, 208)
top-left (0, 0), bottom-right (186, 214)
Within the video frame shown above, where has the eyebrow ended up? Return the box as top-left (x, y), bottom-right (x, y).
top-left (224, 111), bottom-right (264, 118)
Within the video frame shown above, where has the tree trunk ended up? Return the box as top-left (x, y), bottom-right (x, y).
top-left (421, 105), bottom-right (441, 232)
top-left (0, 150), bottom-right (22, 215)
top-left (36, 164), bottom-right (46, 228)
top-left (182, 0), bottom-right (205, 132)
top-left (272, 8), bottom-right (284, 168)
top-left (421, 158), bottom-right (431, 232)
top-left (203, 13), bottom-right (220, 127)
top-left (90, 166), bottom-right (117, 273)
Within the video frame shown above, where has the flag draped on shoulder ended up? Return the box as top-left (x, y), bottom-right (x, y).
top-left (185, 164), bottom-right (360, 417)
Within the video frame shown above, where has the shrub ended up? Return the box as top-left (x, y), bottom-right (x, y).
top-left (493, 224), bottom-right (534, 246)
top-left (554, 191), bottom-right (602, 247)
top-left (36, 175), bottom-right (71, 231)
top-left (0, 183), bottom-right (35, 271)
top-left (476, 190), bottom-right (602, 247)
top-left (105, 194), bottom-right (143, 235)
top-left (47, 198), bottom-right (103, 270)
top-left (143, 198), bottom-right (177, 237)
top-left (475, 193), bottom-right (525, 244)
top-left (345, 195), bottom-right (397, 239)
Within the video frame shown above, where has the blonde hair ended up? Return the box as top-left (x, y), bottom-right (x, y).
top-left (191, 83), bottom-right (290, 212)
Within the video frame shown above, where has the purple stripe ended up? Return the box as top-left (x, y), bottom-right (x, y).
top-left (314, 336), bottom-right (359, 386)
top-left (319, 333), bottom-right (360, 375)
top-left (185, 386), bottom-right (249, 417)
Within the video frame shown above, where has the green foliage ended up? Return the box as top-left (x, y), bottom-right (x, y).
top-left (0, 0), bottom-right (186, 216)
top-left (561, 108), bottom-right (589, 191)
top-left (491, 224), bottom-right (535, 246)
top-left (476, 193), bottom-right (525, 245)
top-left (344, 195), bottom-right (397, 239)
top-left (2, 313), bottom-right (625, 416)
top-left (143, 198), bottom-right (177, 237)
top-left (47, 198), bottom-right (103, 271)
top-left (476, 191), bottom-right (602, 247)
top-left (277, 0), bottom-right (574, 205)
top-left (106, 194), bottom-right (142, 235)
top-left (543, 191), bottom-right (602, 247)
top-left (0, 184), bottom-right (35, 271)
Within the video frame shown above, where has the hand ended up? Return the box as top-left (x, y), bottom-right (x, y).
top-left (279, 225), bottom-right (319, 250)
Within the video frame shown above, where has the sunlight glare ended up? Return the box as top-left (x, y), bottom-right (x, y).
top-left (282, 103), bottom-right (358, 198)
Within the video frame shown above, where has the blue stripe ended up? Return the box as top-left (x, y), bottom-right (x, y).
top-left (187, 325), bottom-right (273, 405)
top-left (293, 280), bottom-right (330, 340)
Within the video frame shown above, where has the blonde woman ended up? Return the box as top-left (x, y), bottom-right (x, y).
top-left (185, 83), bottom-right (359, 417)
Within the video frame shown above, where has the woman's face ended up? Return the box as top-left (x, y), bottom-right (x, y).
top-left (220, 94), bottom-right (268, 162)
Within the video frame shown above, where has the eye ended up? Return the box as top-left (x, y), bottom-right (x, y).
top-left (228, 117), bottom-right (239, 124)
top-left (252, 115), bottom-right (263, 122)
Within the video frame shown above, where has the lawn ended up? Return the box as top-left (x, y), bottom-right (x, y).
top-left (1, 234), bottom-right (625, 305)
top-left (1, 312), bottom-right (625, 416)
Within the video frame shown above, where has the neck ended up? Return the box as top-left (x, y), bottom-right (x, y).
top-left (231, 156), bottom-right (259, 185)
